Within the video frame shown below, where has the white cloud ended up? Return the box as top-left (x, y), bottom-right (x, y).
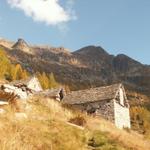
top-left (7, 0), bottom-right (76, 25)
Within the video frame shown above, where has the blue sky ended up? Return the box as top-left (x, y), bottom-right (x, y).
top-left (0, 0), bottom-right (150, 64)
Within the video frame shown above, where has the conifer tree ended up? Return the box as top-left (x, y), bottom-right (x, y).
top-left (22, 69), bottom-right (29, 79)
top-left (48, 73), bottom-right (58, 88)
top-left (0, 48), bottom-right (29, 81)
top-left (36, 72), bottom-right (59, 89)
top-left (12, 64), bottom-right (23, 80)
top-left (37, 72), bottom-right (49, 89)
top-left (0, 49), bottom-right (11, 78)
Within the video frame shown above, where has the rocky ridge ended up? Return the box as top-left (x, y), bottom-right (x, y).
top-left (0, 38), bottom-right (150, 96)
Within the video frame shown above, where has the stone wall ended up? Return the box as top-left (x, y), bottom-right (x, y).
top-left (96, 100), bottom-right (115, 122)
top-left (72, 98), bottom-right (131, 129)
top-left (73, 99), bottom-right (115, 123)
top-left (3, 84), bottom-right (28, 99)
top-left (114, 101), bottom-right (131, 129)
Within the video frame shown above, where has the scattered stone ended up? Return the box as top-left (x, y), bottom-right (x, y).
top-left (0, 108), bottom-right (6, 114)
top-left (15, 112), bottom-right (27, 120)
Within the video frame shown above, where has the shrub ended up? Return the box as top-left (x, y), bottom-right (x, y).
top-left (69, 115), bottom-right (86, 127)
top-left (88, 131), bottom-right (126, 150)
top-left (123, 127), bottom-right (131, 133)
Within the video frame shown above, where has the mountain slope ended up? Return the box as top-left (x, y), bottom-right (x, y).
top-left (0, 96), bottom-right (149, 150)
top-left (1, 38), bottom-right (150, 95)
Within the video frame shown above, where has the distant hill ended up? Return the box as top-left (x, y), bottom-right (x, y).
top-left (0, 38), bottom-right (150, 96)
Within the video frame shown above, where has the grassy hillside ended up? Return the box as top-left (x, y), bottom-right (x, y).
top-left (0, 96), bottom-right (149, 150)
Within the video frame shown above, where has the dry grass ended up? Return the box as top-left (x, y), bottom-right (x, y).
top-left (0, 98), bottom-right (88, 150)
top-left (86, 116), bottom-right (150, 150)
top-left (28, 96), bottom-right (74, 121)
top-left (0, 96), bottom-right (149, 150)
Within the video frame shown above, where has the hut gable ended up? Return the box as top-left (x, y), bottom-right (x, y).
top-left (114, 84), bottom-right (129, 107)
top-left (26, 77), bottom-right (42, 92)
top-left (113, 85), bottom-right (130, 129)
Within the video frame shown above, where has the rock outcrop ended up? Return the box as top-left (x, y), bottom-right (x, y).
top-left (0, 38), bottom-right (14, 49)
top-left (12, 38), bottom-right (33, 54)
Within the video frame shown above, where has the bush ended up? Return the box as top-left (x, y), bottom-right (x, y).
top-left (130, 106), bottom-right (150, 136)
top-left (123, 127), bottom-right (131, 133)
top-left (69, 115), bottom-right (86, 127)
top-left (88, 131), bottom-right (126, 150)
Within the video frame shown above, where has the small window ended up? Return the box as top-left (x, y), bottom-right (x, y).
top-left (34, 84), bottom-right (36, 88)
top-left (120, 88), bottom-right (124, 106)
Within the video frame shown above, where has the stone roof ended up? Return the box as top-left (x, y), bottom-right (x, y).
top-left (63, 84), bottom-right (122, 105)
top-left (38, 89), bottom-right (60, 97)
top-left (35, 88), bottom-right (62, 99)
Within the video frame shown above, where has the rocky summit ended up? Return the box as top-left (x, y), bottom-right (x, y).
top-left (12, 38), bottom-right (33, 54)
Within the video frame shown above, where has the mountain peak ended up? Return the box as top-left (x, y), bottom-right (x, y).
top-left (115, 54), bottom-right (141, 65)
top-left (17, 38), bottom-right (27, 44)
top-left (74, 45), bottom-right (109, 56)
top-left (12, 38), bottom-right (32, 54)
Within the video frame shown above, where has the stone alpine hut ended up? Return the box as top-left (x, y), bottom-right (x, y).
top-left (63, 83), bottom-right (131, 129)
top-left (10, 76), bottom-right (43, 92)
top-left (0, 76), bottom-right (43, 100)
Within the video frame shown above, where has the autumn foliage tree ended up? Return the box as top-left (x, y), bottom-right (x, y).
top-left (130, 106), bottom-right (150, 138)
top-left (48, 73), bottom-right (58, 88)
top-left (10, 64), bottom-right (28, 81)
top-left (0, 48), bottom-right (29, 81)
top-left (0, 49), bottom-right (12, 79)
top-left (36, 72), bottom-right (59, 90)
